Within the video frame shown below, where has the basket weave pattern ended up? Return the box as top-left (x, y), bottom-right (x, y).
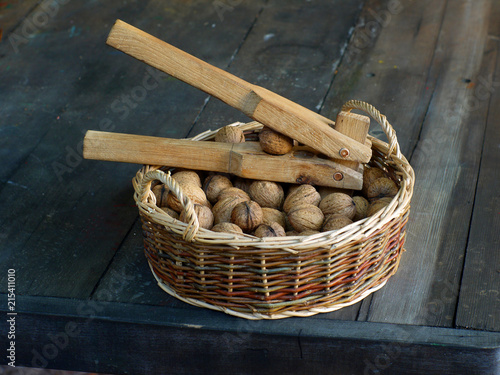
top-left (133, 101), bottom-right (415, 319)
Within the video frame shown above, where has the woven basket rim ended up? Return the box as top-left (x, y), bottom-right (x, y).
top-left (133, 104), bottom-right (415, 252)
top-left (134, 100), bottom-right (415, 319)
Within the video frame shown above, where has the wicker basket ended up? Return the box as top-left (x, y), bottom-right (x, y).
top-left (132, 100), bottom-right (415, 320)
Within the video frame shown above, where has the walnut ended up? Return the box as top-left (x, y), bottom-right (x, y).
top-left (254, 223), bottom-right (286, 238)
top-left (215, 125), bottom-right (245, 143)
top-left (319, 193), bottom-right (356, 220)
top-left (217, 187), bottom-right (250, 202)
top-left (166, 184), bottom-right (210, 213)
top-left (203, 174), bottom-right (233, 204)
top-left (171, 170), bottom-right (202, 188)
top-left (152, 184), bottom-right (169, 207)
top-left (249, 180), bottom-right (284, 209)
top-left (233, 177), bottom-right (252, 194)
top-left (322, 214), bottom-right (353, 232)
top-left (352, 196), bottom-right (369, 221)
top-left (286, 184), bottom-right (302, 196)
top-left (261, 207), bottom-right (286, 228)
top-left (283, 184), bottom-right (321, 213)
top-left (212, 196), bottom-right (247, 225)
top-left (258, 126), bottom-right (293, 155)
top-left (286, 230), bottom-right (300, 236)
top-left (211, 222), bottom-right (244, 235)
top-left (159, 206), bottom-right (179, 220)
top-left (366, 177), bottom-right (398, 200)
top-left (284, 214), bottom-right (294, 232)
top-left (231, 201), bottom-right (263, 233)
top-left (362, 167), bottom-right (386, 195)
top-left (317, 186), bottom-right (352, 200)
top-left (287, 204), bottom-right (324, 232)
top-left (180, 204), bottom-right (214, 230)
top-left (367, 197), bottom-right (394, 216)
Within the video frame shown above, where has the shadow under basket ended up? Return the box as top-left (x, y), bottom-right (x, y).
top-left (132, 101), bottom-right (415, 320)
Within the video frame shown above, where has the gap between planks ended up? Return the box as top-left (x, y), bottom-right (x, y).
top-left (187, 2), bottom-right (269, 138)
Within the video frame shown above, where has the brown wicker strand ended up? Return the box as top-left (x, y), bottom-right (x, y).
top-left (133, 101), bottom-right (415, 319)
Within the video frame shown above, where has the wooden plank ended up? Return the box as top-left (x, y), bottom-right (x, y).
top-left (0, 0), bottom-right (39, 40)
top-left (361, 0), bottom-right (494, 327)
top-left (455, 38), bottom-right (500, 332)
top-left (5, 295), bottom-right (500, 375)
top-left (312, 0), bottom-right (449, 322)
top-left (0, 0), bottom-right (266, 185)
top-left (106, 20), bottom-right (371, 162)
top-left (89, 219), bottom-right (186, 307)
top-left (187, 0), bottom-right (365, 136)
top-left (0, 0), bottom-right (266, 298)
top-left (321, 0), bottom-right (448, 155)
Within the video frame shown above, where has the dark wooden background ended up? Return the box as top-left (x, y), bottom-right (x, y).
top-left (0, 0), bottom-right (499, 374)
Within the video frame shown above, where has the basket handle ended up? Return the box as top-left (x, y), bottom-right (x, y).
top-left (341, 100), bottom-right (401, 159)
top-left (138, 169), bottom-right (200, 242)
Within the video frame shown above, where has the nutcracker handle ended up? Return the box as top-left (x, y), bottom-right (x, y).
top-left (106, 20), bottom-right (371, 163)
top-left (83, 130), bottom-right (363, 189)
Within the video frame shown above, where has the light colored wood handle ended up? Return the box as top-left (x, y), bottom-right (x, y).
top-left (83, 130), bottom-right (362, 189)
top-left (229, 143), bottom-right (362, 189)
top-left (83, 130), bottom-right (232, 172)
top-left (107, 20), bottom-right (254, 115)
top-left (334, 111), bottom-right (370, 143)
top-left (334, 111), bottom-right (371, 171)
top-left (331, 111), bottom-right (371, 194)
top-left (106, 20), bottom-right (372, 163)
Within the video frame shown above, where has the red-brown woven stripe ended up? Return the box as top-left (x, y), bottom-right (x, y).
top-left (140, 203), bottom-right (408, 314)
top-left (133, 102), bottom-right (415, 318)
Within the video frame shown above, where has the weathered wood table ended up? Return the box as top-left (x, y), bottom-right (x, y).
top-left (1, 0), bottom-right (499, 374)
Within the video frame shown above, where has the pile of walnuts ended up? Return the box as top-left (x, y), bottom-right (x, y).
top-left (151, 125), bottom-right (399, 238)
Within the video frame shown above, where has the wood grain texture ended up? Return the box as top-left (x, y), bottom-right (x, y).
top-left (83, 130), bottom-right (363, 188)
top-left (0, 4), bottom-right (498, 374)
top-left (333, 111), bottom-right (370, 171)
top-left (0, 0), bottom-right (40, 39)
top-left (2, 1), bottom-right (500, 373)
top-left (96, 0), bottom-right (366, 309)
top-left (312, 0), bottom-right (449, 322)
top-left (106, 20), bottom-right (371, 162)
top-left (5, 295), bottom-right (500, 375)
top-left (321, 0), bottom-right (448, 155)
top-left (83, 130), bottom-right (233, 172)
top-left (364, 0), bottom-right (493, 327)
top-left (188, 0), bottom-right (365, 136)
top-left (90, 219), bottom-right (186, 306)
top-left (455, 38), bottom-right (500, 332)
top-left (0, 0), bottom-right (266, 298)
